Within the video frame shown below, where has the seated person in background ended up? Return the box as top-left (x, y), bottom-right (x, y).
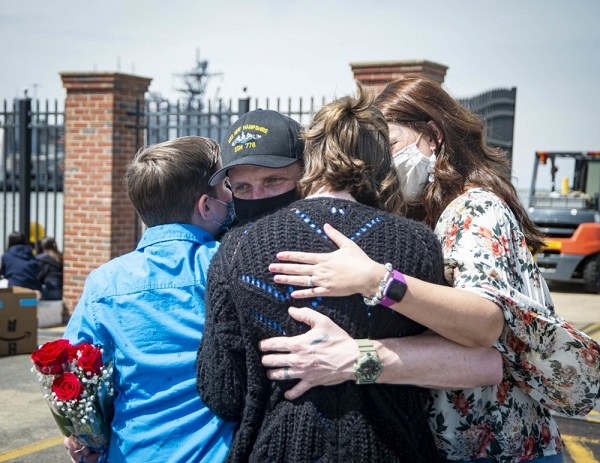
top-left (0, 231), bottom-right (42, 292)
top-left (36, 236), bottom-right (63, 300)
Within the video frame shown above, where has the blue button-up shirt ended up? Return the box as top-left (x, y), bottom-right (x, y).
top-left (64, 223), bottom-right (235, 462)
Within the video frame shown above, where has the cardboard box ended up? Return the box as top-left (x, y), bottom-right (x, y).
top-left (0, 287), bottom-right (38, 356)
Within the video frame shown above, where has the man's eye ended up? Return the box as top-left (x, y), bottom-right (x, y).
top-left (265, 178), bottom-right (284, 186)
top-left (233, 185), bottom-right (250, 194)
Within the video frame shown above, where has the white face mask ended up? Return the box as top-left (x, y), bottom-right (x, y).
top-left (392, 141), bottom-right (436, 203)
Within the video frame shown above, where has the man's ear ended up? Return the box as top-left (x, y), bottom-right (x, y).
top-left (195, 193), bottom-right (212, 222)
top-left (427, 121), bottom-right (443, 149)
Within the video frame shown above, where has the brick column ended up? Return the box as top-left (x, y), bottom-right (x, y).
top-left (350, 60), bottom-right (448, 94)
top-left (60, 72), bottom-right (152, 313)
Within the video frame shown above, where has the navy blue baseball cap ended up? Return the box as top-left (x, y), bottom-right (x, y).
top-left (209, 109), bottom-right (304, 186)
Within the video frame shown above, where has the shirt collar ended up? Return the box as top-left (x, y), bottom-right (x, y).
top-left (136, 223), bottom-right (216, 251)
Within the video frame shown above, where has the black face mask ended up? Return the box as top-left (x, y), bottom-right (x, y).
top-left (233, 189), bottom-right (298, 225)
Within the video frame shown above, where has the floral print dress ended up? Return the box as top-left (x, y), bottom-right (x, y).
top-left (428, 188), bottom-right (600, 463)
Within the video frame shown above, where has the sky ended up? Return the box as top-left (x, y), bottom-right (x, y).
top-left (1, 0), bottom-right (599, 195)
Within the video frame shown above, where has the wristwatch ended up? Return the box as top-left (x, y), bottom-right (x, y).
top-left (353, 339), bottom-right (383, 384)
top-left (381, 270), bottom-right (408, 307)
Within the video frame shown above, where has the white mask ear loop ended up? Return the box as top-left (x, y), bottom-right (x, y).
top-left (427, 150), bottom-right (436, 183)
top-left (425, 133), bottom-right (439, 183)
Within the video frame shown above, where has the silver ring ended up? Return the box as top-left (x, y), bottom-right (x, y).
top-left (307, 276), bottom-right (313, 287)
top-left (283, 367), bottom-right (291, 380)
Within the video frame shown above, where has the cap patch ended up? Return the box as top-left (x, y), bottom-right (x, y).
top-left (229, 124), bottom-right (270, 154)
top-left (209, 109), bottom-right (304, 186)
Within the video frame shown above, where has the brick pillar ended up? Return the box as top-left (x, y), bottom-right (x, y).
top-left (60, 72), bottom-right (152, 313)
top-left (350, 60), bottom-right (448, 94)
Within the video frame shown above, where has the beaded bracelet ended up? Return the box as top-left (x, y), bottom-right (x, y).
top-left (363, 262), bottom-right (393, 306)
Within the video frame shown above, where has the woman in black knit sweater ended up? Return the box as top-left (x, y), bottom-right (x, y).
top-left (197, 87), bottom-right (445, 462)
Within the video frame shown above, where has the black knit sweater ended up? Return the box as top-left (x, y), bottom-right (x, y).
top-left (197, 198), bottom-right (445, 463)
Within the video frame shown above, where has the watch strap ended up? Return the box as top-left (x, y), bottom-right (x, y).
top-left (357, 338), bottom-right (377, 353)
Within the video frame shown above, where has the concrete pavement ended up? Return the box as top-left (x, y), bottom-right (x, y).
top-left (549, 281), bottom-right (600, 342)
top-left (0, 285), bottom-right (598, 462)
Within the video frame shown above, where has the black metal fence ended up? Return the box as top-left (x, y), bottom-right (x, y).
top-left (0, 97), bottom-right (64, 251)
top-left (137, 90), bottom-right (516, 159)
top-left (134, 95), bottom-right (328, 148)
top-left (1, 88), bottom-right (516, 253)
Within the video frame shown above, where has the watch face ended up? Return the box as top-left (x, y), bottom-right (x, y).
top-left (360, 358), bottom-right (381, 379)
top-left (387, 278), bottom-right (407, 302)
top-left (357, 353), bottom-right (383, 383)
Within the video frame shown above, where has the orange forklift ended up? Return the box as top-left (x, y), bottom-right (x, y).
top-left (527, 151), bottom-right (600, 293)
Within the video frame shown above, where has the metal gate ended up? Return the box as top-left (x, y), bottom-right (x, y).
top-left (133, 95), bottom-right (327, 148)
top-left (0, 96), bottom-right (64, 251)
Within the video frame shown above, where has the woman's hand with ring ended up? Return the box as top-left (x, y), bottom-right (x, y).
top-left (260, 307), bottom-right (358, 400)
top-left (269, 223), bottom-right (386, 299)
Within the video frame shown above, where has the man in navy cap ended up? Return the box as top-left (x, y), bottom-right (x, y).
top-left (209, 108), bottom-right (305, 224)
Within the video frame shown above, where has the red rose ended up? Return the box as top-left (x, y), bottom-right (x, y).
top-left (449, 223), bottom-right (459, 238)
top-left (521, 359), bottom-right (538, 374)
top-left (451, 392), bottom-right (470, 416)
top-left (518, 310), bottom-right (536, 325)
top-left (52, 372), bottom-right (83, 401)
top-left (491, 241), bottom-right (504, 257)
top-left (77, 344), bottom-right (103, 375)
top-left (496, 380), bottom-right (510, 405)
top-left (478, 226), bottom-right (493, 239)
top-left (520, 436), bottom-right (537, 461)
top-left (507, 335), bottom-right (527, 353)
top-left (68, 343), bottom-right (82, 361)
top-left (31, 339), bottom-right (71, 375)
top-left (541, 425), bottom-right (552, 444)
top-left (476, 423), bottom-right (495, 457)
top-left (580, 347), bottom-right (600, 367)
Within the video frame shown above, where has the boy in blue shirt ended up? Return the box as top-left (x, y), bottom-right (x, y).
top-left (63, 136), bottom-right (235, 462)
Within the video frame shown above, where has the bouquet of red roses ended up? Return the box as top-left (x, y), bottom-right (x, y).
top-left (31, 339), bottom-right (114, 453)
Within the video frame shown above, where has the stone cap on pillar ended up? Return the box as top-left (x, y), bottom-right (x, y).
top-left (350, 60), bottom-right (448, 93)
top-left (61, 72), bottom-right (152, 93)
